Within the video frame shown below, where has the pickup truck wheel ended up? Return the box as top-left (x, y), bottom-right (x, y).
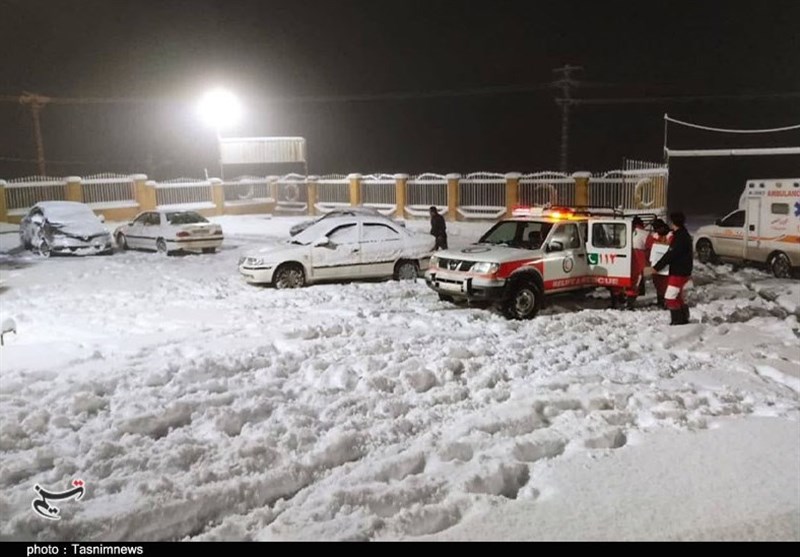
top-left (503, 279), bottom-right (542, 320)
top-left (769, 252), bottom-right (792, 279)
top-left (438, 293), bottom-right (455, 303)
top-left (696, 239), bottom-right (716, 264)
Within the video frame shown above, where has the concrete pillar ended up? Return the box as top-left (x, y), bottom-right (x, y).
top-left (445, 173), bottom-right (460, 222)
top-left (348, 173), bottom-right (362, 206)
top-left (210, 178), bottom-right (224, 215)
top-left (505, 172), bottom-right (521, 217)
top-left (573, 172), bottom-right (591, 207)
top-left (65, 176), bottom-right (82, 203)
top-left (144, 181), bottom-right (159, 210)
top-left (131, 174), bottom-right (151, 212)
top-left (0, 180), bottom-right (7, 223)
top-left (394, 173), bottom-right (408, 219)
top-left (307, 176), bottom-right (319, 216)
top-left (267, 176), bottom-right (280, 206)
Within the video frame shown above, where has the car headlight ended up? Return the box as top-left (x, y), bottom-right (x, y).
top-left (471, 262), bottom-right (499, 275)
top-left (430, 255), bottom-right (439, 268)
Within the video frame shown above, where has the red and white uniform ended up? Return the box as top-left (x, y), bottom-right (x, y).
top-left (626, 224), bottom-right (649, 297)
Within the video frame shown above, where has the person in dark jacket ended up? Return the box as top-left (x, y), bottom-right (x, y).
top-left (429, 206), bottom-right (448, 250)
top-left (653, 211), bottom-right (693, 325)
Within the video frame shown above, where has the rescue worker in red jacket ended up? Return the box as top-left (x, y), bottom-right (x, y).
top-left (653, 212), bottom-right (693, 325)
top-left (645, 218), bottom-right (672, 308)
top-left (624, 216), bottom-right (649, 309)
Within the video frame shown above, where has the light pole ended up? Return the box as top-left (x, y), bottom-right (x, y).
top-left (196, 88), bottom-right (243, 179)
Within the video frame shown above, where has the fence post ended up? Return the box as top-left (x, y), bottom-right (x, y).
top-left (210, 178), bottom-right (224, 215)
top-left (505, 172), bottom-right (521, 217)
top-left (66, 176), bottom-right (83, 203)
top-left (0, 180), bottom-right (7, 223)
top-left (394, 173), bottom-right (408, 219)
top-left (445, 173), bottom-right (460, 221)
top-left (132, 174), bottom-right (152, 211)
top-left (267, 176), bottom-right (280, 207)
top-left (145, 180), bottom-right (159, 210)
top-left (573, 172), bottom-right (591, 207)
top-left (307, 176), bottom-right (318, 216)
top-left (348, 173), bottom-right (362, 206)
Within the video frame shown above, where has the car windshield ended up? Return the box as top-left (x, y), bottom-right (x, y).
top-left (166, 212), bottom-right (208, 225)
top-left (41, 203), bottom-right (97, 224)
top-left (478, 221), bottom-right (554, 249)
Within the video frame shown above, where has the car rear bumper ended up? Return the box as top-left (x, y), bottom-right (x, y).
top-left (424, 270), bottom-right (507, 301)
top-left (167, 236), bottom-right (224, 251)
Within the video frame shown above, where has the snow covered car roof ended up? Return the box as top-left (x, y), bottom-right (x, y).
top-left (291, 214), bottom-right (411, 245)
top-left (289, 207), bottom-right (400, 236)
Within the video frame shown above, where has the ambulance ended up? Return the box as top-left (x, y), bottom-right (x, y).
top-left (694, 178), bottom-right (800, 278)
top-left (424, 207), bottom-right (652, 319)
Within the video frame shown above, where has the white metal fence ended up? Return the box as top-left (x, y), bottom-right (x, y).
top-left (82, 173), bottom-right (136, 208)
top-left (274, 173), bottom-right (308, 213)
top-left (589, 161), bottom-right (668, 213)
top-left (361, 174), bottom-right (397, 215)
top-left (221, 176), bottom-right (274, 205)
top-left (519, 172), bottom-right (574, 206)
top-left (4, 176), bottom-right (67, 214)
top-left (154, 178), bottom-right (215, 209)
top-left (458, 172), bottom-right (507, 219)
top-left (406, 173), bottom-right (447, 217)
top-left (316, 174), bottom-right (350, 212)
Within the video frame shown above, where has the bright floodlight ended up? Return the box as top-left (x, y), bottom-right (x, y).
top-left (197, 88), bottom-right (242, 129)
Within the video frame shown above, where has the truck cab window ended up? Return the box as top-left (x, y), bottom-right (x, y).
top-left (719, 210), bottom-right (745, 227)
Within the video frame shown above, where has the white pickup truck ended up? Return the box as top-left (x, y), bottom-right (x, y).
top-left (425, 207), bottom-right (646, 319)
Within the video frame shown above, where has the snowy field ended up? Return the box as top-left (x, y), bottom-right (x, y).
top-left (0, 215), bottom-right (798, 541)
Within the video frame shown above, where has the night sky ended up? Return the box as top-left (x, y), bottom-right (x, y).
top-left (1, 0), bottom-right (798, 213)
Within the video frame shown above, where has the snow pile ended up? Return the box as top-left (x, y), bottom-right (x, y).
top-left (0, 215), bottom-right (797, 541)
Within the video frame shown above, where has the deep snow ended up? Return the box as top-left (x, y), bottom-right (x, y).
top-left (0, 215), bottom-right (798, 541)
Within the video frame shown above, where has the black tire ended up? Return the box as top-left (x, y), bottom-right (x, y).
top-left (696, 239), bottom-right (716, 264)
top-left (502, 279), bottom-right (542, 320)
top-left (438, 293), bottom-right (455, 303)
top-left (202, 247), bottom-right (216, 254)
top-left (769, 252), bottom-right (792, 279)
top-left (274, 263), bottom-right (306, 289)
top-left (116, 233), bottom-right (128, 251)
top-left (394, 260), bottom-right (419, 281)
top-left (156, 238), bottom-right (169, 255)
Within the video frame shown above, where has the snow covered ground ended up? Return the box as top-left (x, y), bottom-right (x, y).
top-left (0, 215), bottom-right (798, 541)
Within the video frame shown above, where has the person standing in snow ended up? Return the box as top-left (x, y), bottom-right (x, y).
top-left (646, 218), bottom-right (672, 308)
top-left (623, 216), bottom-right (649, 309)
top-left (653, 212), bottom-right (693, 325)
top-left (430, 206), bottom-right (448, 250)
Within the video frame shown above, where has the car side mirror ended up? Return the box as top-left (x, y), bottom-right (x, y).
top-left (547, 240), bottom-right (564, 252)
top-left (98, 214), bottom-right (106, 223)
top-left (313, 237), bottom-right (331, 248)
top-left (715, 219), bottom-right (722, 226)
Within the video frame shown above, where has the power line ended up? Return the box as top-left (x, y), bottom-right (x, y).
top-left (574, 91), bottom-right (800, 105)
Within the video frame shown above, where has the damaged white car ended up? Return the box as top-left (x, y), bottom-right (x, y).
top-left (19, 201), bottom-right (113, 257)
top-left (239, 215), bottom-right (434, 288)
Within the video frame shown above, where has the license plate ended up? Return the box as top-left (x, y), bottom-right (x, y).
top-left (437, 281), bottom-right (463, 292)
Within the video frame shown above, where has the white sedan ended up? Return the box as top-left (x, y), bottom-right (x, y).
top-left (114, 210), bottom-right (224, 255)
top-left (239, 215), bottom-right (434, 288)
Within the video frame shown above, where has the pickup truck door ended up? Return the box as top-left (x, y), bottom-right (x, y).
top-left (587, 219), bottom-right (632, 289)
top-left (542, 222), bottom-right (590, 291)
